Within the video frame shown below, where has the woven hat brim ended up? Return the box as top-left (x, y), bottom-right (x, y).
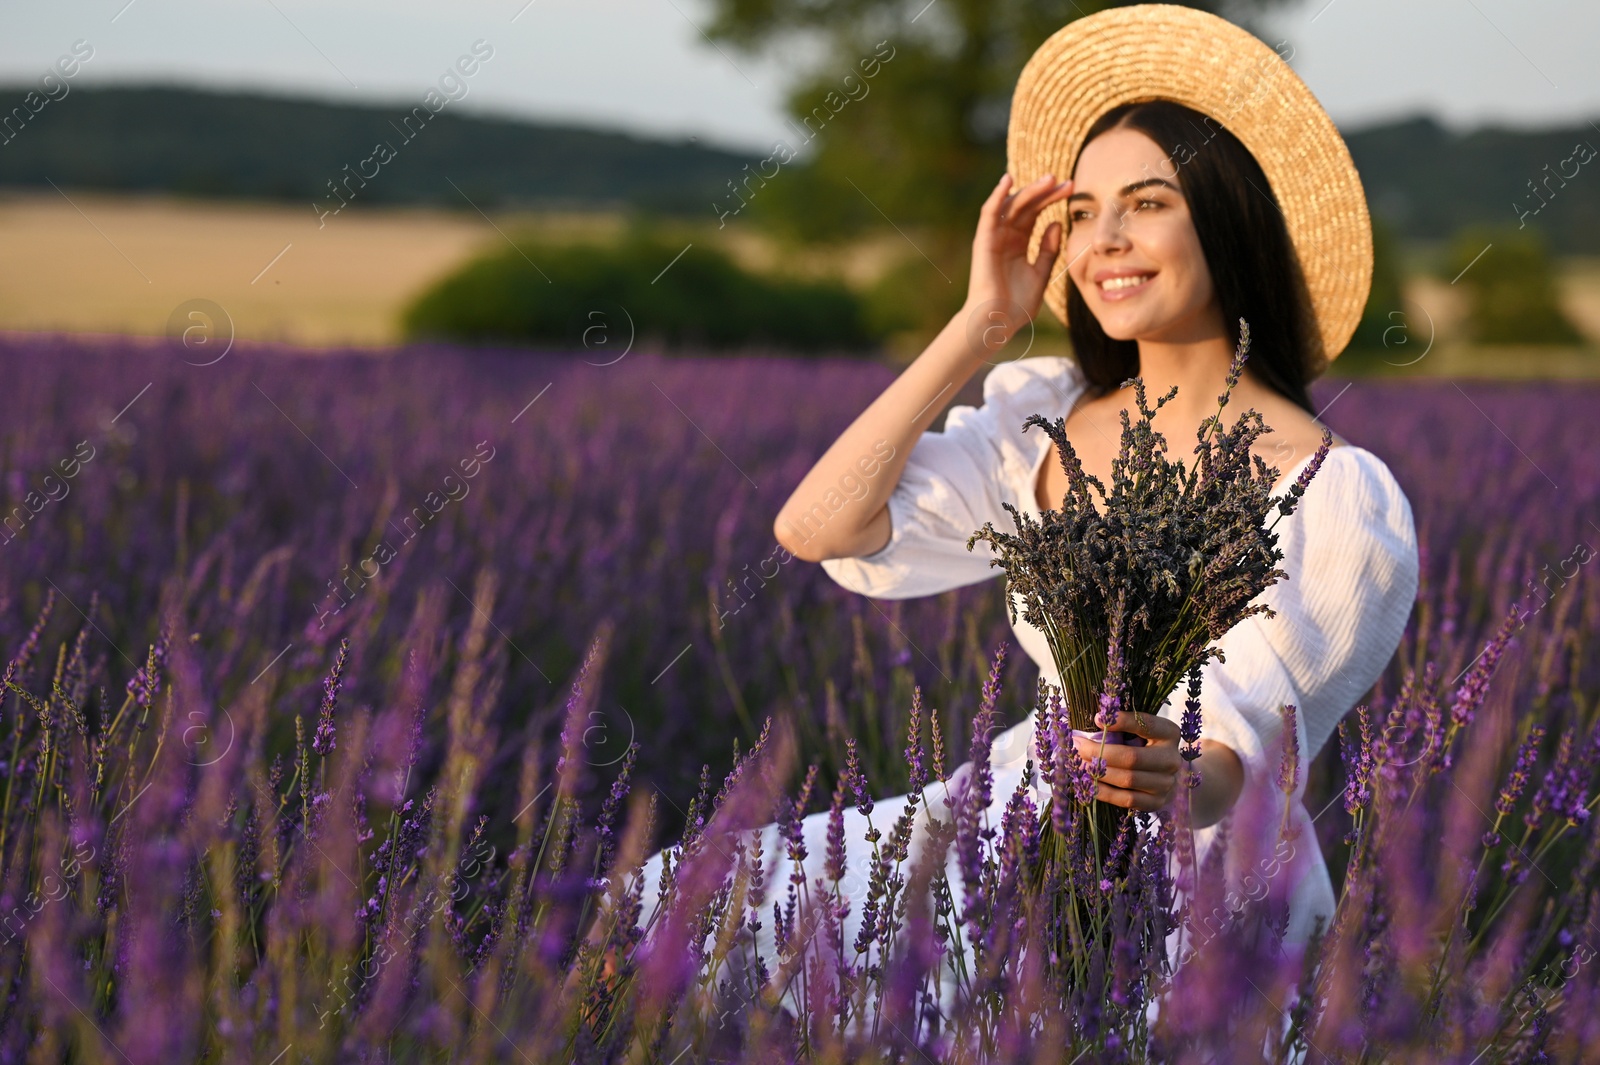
top-left (1007, 3), bottom-right (1373, 369)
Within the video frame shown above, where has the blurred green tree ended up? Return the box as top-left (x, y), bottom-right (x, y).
top-left (1442, 225), bottom-right (1585, 345)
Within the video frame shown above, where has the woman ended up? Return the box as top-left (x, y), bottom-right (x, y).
top-left (631, 3), bottom-right (1418, 1026)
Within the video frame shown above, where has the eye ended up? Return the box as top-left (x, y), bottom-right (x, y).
top-left (1133, 198), bottom-right (1162, 211)
top-left (1069, 208), bottom-right (1092, 222)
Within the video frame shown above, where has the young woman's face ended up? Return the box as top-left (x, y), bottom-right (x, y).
top-left (1064, 126), bottom-right (1222, 343)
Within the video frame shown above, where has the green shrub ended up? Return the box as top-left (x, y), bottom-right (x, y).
top-left (401, 227), bottom-right (881, 353)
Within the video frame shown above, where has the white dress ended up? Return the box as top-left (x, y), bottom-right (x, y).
top-left (631, 355), bottom-right (1419, 1025)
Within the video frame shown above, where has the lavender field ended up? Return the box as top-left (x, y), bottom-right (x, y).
top-left (1, 332), bottom-right (1597, 1062)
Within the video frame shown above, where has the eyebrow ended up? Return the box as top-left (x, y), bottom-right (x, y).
top-left (1066, 176), bottom-right (1182, 202)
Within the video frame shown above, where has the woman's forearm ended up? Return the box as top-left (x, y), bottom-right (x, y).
top-left (1187, 738), bottom-right (1245, 830)
top-left (773, 305), bottom-right (996, 563)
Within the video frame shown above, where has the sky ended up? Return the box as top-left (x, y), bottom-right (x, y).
top-left (1, 0), bottom-right (1596, 154)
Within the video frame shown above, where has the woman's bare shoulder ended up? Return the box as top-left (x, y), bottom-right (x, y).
top-left (1251, 391), bottom-right (1351, 455)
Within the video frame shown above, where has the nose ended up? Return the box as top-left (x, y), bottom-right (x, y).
top-left (1091, 202), bottom-right (1131, 254)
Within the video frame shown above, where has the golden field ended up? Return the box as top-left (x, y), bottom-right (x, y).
top-left (0, 188), bottom-right (1597, 377)
top-left (0, 190), bottom-right (493, 347)
top-left (0, 190), bottom-right (910, 350)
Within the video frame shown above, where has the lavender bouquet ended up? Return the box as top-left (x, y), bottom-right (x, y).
top-left (965, 321), bottom-right (1332, 989)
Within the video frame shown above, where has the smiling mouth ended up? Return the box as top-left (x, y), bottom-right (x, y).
top-left (1097, 273), bottom-right (1154, 293)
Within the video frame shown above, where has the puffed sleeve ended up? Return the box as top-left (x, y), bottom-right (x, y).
top-left (819, 357), bottom-right (1083, 600)
top-left (1155, 445), bottom-right (1421, 821)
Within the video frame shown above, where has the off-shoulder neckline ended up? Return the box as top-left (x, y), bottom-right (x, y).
top-left (1024, 434), bottom-right (1367, 519)
top-left (1002, 358), bottom-right (1372, 517)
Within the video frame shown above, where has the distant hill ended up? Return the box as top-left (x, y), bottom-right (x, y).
top-left (1344, 115), bottom-right (1600, 254)
top-left (0, 84), bottom-right (757, 215)
top-left (2, 86), bottom-right (1598, 252)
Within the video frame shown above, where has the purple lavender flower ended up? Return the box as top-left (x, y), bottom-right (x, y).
top-left (1033, 681), bottom-right (1058, 769)
top-left (968, 645), bottom-right (1005, 812)
top-left (594, 740), bottom-right (638, 876)
top-left (311, 637), bottom-right (349, 756)
top-left (1276, 427), bottom-right (1334, 517)
top-left (1341, 703), bottom-right (1378, 823)
top-left (1443, 603), bottom-right (1521, 767)
top-left (1097, 598), bottom-right (1128, 732)
top-left (845, 736), bottom-right (872, 818)
top-left (1495, 724), bottom-right (1545, 817)
top-left (1067, 748), bottom-right (1102, 808)
top-left (125, 632), bottom-right (169, 712)
top-left (824, 776), bottom-right (847, 884)
top-left (1180, 662), bottom-right (1204, 765)
top-left (0, 587), bottom-right (55, 703)
top-left (1556, 718), bottom-right (1600, 829)
top-left (905, 686), bottom-right (928, 794)
top-left (1277, 704), bottom-right (1301, 795)
top-left (1524, 730), bottom-right (1572, 834)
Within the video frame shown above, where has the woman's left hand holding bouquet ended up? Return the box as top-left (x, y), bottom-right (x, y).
top-left (1072, 709), bottom-right (1243, 826)
top-left (1072, 709), bottom-right (1182, 812)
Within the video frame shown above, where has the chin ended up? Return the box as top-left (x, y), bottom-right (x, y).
top-left (1086, 307), bottom-right (1166, 343)
top-left (1074, 282), bottom-right (1180, 342)
top-left (1097, 319), bottom-right (1144, 342)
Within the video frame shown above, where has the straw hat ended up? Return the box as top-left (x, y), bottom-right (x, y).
top-left (1007, 4), bottom-right (1372, 370)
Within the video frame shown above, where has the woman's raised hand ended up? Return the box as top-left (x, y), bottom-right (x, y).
top-left (1073, 708), bottom-right (1186, 813)
top-left (964, 172), bottom-right (1074, 350)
